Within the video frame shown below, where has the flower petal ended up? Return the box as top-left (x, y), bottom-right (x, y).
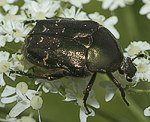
top-left (79, 107), bottom-right (95, 122)
top-left (1, 85), bottom-right (16, 97)
top-left (1, 95), bottom-right (18, 104)
top-left (144, 106), bottom-right (150, 116)
top-left (9, 100), bottom-right (30, 117)
top-left (0, 73), bottom-right (5, 86)
top-left (139, 4), bottom-right (150, 15)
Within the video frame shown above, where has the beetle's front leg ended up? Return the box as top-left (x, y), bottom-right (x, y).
top-left (9, 70), bottom-right (66, 81)
top-left (107, 72), bottom-right (129, 106)
top-left (83, 72), bottom-right (97, 114)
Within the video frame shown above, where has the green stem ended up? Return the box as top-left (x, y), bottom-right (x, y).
top-left (128, 88), bottom-right (150, 94)
top-left (126, 94), bottom-right (149, 122)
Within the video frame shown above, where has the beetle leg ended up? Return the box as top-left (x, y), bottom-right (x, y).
top-left (107, 72), bottom-right (129, 106)
top-left (9, 70), bottom-right (66, 81)
top-left (83, 72), bottom-right (97, 114)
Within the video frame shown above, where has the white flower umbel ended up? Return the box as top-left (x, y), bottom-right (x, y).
top-left (63, 78), bottom-right (99, 122)
top-left (0, 20), bottom-right (31, 46)
top-left (124, 41), bottom-right (150, 58)
top-left (133, 58), bottom-right (150, 82)
top-left (60, 6), bottom-right (89, 20)
top-left (98, 0), bottom-right (135, 11)
top-left (1, 82), bottom-right (43, 117)
top-left (0, 51), bottom-right (13, 86)
top-left (139, 0), bottom-right (150, 19)
top-left (89, 12), bottom-right (120, 39)
top-left (69, 0), bottom-right (91, 8)
top-left (22, 0), bottom-right (60, 20)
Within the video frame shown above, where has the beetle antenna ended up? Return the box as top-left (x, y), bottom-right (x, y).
top-left (24, 20), bottom-right (38, 25)
top-left (131, 53), bottom-right (145, 62)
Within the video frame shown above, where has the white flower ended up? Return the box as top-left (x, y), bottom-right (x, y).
top-left (98, 0), bottom-right (135, 11)
top-left (0, 0), bottom-right (17, 6)
top-left (133, 58), bottom-right (150, 82)
top-left (100, 80), bottom-right (117, 102)
top-left (1, 82), bottom-right (43, 117)
top-left (124, 41), bottom-right (150, 58)
top-left (0, 115), bottom-right (36, 122)
top-left (3, 4), bottom-right (19, 15)
top-left (0, 51), bottom-right (15, 86)
top-left (0, 51), bottom-right (27, 86)
top-left (69, 0), bottom-right (91, 8)
top-left (22, 0), bottom-right (60, 20)
top-left (89, 12), bottom-right (120, 39)
top-left (144, 106), bottom-right (150, 116)
top-left (139, 0), bottom-right (150, 19)
top-left (9, 53), bottom-right (25, 71)
top-left (30, 96), bottom-right (43, 110)
top-left (35, 79), bottom-right (61, 93)
top-left (0, 20), bottom-right (31, 45)
top-left (63, 78), bottom-right (99, 122)
top-left (60, 6), bottom-right (89, 20)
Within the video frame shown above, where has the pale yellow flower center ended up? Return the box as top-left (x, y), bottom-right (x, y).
top-left (21, 116), bottom-right (36, 122)
top-left (137, 63), bottom-right (148, 73)
top-left (127, 45), bottom-right (141, 57)
top-left (0, 60), bottom-right (10, 72)
top-left (31, 96), bottom-right (43, 110)
top-left (13, 29), bottom-right (24, 38)
top-left (0, 0), bottom-right (6, 6)
top-left (16, 82), bottom-right (28, 94)
top-left (35, 11), bottom-right (45, 19)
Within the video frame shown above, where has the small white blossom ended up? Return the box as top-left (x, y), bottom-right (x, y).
top-left (0, 115), bottom-right (36, 122)
top-left (30, 96), bottom-right (43, 110)
top-left (124, 41), bottom-right (150, 82)
top-left (20, 116), bottom-right (36, 122)
top-left (69, 0), bottom-right (91, 8)
top-left (0, 0), bottom-right (18, 7)
top-left (63, 78), bottom-right (99, 122)
top-left (60, 6), bottom-right (89, 20)
top-left (98, 0), bottom-right (135, 11)
top-left (9, 53), bottom-right (25, 71)
top-left (0, 20), bottom-right (31, 45)
top-left (144, 106), bottom-right (150, 116)
top-left (133, 58), bottom-right (150, 82)
top-left (35, 79), bottom-right (61, 93)
top-left (0, 51), bottom-right (27, 86)
top-left (0, 51), bottom-right (15, 86)
top-left (100, 80), bottom-right (117, 102)
top-left (1, 82), bottom-right (41, 117)
top-left (3, 4), bottom-right (19, 15)
top-left (139, 0), bottom-right (150, 19)
top-left (124, 41), bottom-right (150, 58)
top-left (22, 0), bottom-right (60, 20)
top-left (89, 12), bottom-right (120, 39)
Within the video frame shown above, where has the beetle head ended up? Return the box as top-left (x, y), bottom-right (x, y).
top-left (118, 57), bottom-right (137, 82)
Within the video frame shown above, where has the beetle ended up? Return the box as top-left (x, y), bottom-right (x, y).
top-left (11, 18), bottom-right (138, 114)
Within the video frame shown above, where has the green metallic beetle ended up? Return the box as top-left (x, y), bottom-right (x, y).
top-left (12, 18), bottom-right (138, 114)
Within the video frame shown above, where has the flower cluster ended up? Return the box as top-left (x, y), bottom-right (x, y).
top-left (98, 0), bottom-right (135, 11)
top-left (0, 0), bottom-right (150, 122)
top-left (124, 41), bottom-right (150, 82)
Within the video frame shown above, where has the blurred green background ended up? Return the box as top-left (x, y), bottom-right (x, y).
top-left (1, 0), bottom-right (150, 122)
